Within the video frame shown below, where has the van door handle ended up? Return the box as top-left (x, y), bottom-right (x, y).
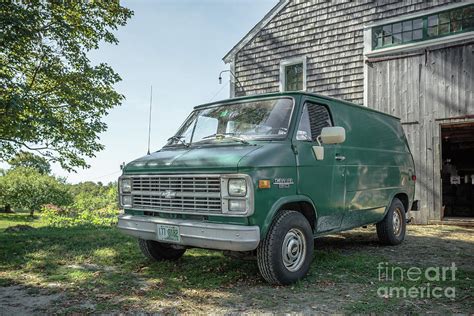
top-left (335, 155), bottom-right (346, 161)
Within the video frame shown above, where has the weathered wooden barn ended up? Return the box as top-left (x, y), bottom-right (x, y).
top-left (223, 0), bottom-right (474, 224)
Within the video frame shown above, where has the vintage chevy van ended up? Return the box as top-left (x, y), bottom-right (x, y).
top-left (117, 92), bottom-right (418, 285)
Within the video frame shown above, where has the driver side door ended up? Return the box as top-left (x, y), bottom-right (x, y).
top-left (293, 100), bottom-right (346, 233)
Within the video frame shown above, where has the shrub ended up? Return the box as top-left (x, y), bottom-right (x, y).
top-left (42, 205), bottom-right (119, 227)
top-left (42, 181), bottom-right (119, 227)
top-left (67, 182), bottom-right (118, 213)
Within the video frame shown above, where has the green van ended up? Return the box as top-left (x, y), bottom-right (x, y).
top-left (117, 92), bottom-right (418, 285)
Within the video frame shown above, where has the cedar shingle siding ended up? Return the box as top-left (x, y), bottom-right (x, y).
top-left (232, 0), bottom-right (452, 104)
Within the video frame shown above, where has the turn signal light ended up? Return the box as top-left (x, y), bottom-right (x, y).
top-left (258, 179), bottom-right (271, 189)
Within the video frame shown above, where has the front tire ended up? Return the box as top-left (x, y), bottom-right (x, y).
top-left (138, 239), bottom-right (186, 261)
top-left (257, 210), bottom-right (314, 285)
top-left (376, 198), bottom-right (406, 245)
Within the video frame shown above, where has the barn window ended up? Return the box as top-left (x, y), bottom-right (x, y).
top-left (280, 57), bottom-right (307, 92)
top-left (372, 4), bottom-right (474, 50)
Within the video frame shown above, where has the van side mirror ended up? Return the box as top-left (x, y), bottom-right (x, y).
top-left (320, 126), bottom-right (346, 144)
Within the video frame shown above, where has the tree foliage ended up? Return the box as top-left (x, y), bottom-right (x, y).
top-left (67, 181), bottom-right (118, 212)
top-left (8, 151), bottom-right (52, 174)
top-left (42, 181), bottom-right (118, 226)
top-left (0, 0), bottom-right (133, 171)
top-left (0, 167), bottom-right (72, 216)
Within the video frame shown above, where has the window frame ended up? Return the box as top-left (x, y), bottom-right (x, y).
top-left (294, 101), bottom-right (334, 143)
top-left (279, 56), bottom-right (307, 92)
top-left (372, 4), bottom-right (474, 50)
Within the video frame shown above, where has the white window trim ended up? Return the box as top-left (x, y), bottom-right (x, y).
top-left (229, 61), bottom-right (236, 98)
top-left (363, 1), bottom-right (474, 57)
top-left (366, 1), bottom-right (474, 29)
top-left (364, 30), bottom-right (474, 58)
top-left (279, 56), bottom-right (307, 92)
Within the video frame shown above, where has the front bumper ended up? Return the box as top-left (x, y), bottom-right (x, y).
top-left (117, 214), bottom-right (260, 251)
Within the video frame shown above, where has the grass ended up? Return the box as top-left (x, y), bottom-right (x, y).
top-left (0, 213), bottom-right (260, 312)
top-left (0, 212), bottom-right (47, 230)
top-left (0, 212), bottom-right (473, 313)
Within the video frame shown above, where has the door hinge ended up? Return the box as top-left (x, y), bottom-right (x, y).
top-left (291, 144), bottom-right (298, 154)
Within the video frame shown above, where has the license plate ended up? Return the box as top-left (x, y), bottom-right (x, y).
top-left (156, 224), bottom-right (180, 242)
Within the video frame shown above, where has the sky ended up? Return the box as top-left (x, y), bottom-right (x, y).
top-left (50, 0), bottom-right (277, 184)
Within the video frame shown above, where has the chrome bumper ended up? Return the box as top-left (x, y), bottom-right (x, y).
top-left (117, 214), bottom-right (260, 251)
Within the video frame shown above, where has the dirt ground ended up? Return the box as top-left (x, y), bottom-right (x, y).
top-left (1, 224), bottom-right (473, 314)
top-left (318, 224), bottom-right (473, 271)
top-left (0, 286), bottom-right (63, 315)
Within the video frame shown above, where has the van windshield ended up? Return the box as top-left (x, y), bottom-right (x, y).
top-left (167, 98), bottom-right (294, 146)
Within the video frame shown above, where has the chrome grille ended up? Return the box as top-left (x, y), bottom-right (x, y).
top-left (130, 175), bottom-right (222, 214)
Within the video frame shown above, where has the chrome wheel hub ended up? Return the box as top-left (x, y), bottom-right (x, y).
top-left (282, 228), bottom-right (306, 272)
top-left (393, 207), bottom-right (402, 236)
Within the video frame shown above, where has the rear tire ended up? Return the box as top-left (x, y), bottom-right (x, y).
top-left (138, 239), bottom-right (186, 261)
top-left (257, 210), bottom-right (314, 285)
top-left (376, 198), bottom-right (406, 245)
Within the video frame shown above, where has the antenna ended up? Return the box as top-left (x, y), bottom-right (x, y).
top-left (147, 85), bottom-right (153, 155)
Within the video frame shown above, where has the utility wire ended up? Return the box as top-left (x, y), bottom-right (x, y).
top-left (88, 170), bottom-right (122, 181)
top-left (209, 81), bottom-right (229, 102)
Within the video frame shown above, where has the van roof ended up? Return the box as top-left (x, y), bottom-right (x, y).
top-left (194, 92), bottom-right (400, 121)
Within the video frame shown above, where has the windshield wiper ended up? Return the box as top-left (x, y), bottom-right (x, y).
top-left (167, 135), bottom-right (189, 147)
top-left (202, 132), bottom-right (235, 139)
top-left (201, 133), bottom-right (250, 145)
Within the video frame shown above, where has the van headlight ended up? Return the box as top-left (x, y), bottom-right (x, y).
top-left (222, 175), bottom-right (253, 216)
top-left (120, 178), bottom-right (131, 193)
top-left (228, 178), bottom-right (247, 196)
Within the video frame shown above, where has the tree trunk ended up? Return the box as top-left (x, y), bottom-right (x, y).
top-left (29, 209), bottom-right (35, 217)
top-left (2, 204), bottom-right (13, 213)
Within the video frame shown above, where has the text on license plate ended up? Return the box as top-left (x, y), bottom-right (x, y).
top-left (156, 224), bottom-right (180, 242)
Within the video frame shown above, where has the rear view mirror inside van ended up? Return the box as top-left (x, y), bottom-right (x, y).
top-left (320, 126), bottom-right (346, 144)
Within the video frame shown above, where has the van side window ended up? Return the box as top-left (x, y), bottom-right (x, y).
top-left (296, 103), bottom-right (332, 141)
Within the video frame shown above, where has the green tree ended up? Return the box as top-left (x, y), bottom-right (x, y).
top-left (0, 1), bottom-right (133, 171)
top-left (67, 181), bottom-right (118, 212)
top-left (0, 167), bottom-right (72, 216)
top-left (8, 151), bottom-right (51, 174)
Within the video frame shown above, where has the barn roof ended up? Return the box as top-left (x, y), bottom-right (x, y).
top-left (222, 0), bottom-right (290, 64)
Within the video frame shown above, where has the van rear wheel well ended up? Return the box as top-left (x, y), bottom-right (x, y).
top-left (278, 201), bottom-right (316, 232)
top-left (394, 193), bottom-right (409, 212)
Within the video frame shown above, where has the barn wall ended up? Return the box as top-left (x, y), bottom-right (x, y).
top-left (233, 0), bottom-right (452, 104)
top-left (367, 42), bottom-right (474, 223)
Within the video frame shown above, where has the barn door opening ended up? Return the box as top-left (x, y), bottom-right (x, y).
top-left (441, 122), bottom-right (474, 219)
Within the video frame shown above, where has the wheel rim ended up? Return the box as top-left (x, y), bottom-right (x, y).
top-left (392, 207), bottom-right (403, 236)
top-left (281, 228), bottom-right (306, 272)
